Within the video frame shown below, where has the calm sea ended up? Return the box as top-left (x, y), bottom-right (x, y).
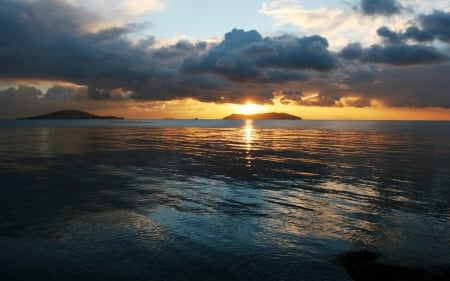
top-left (0, 120), bottom-right (449, 281)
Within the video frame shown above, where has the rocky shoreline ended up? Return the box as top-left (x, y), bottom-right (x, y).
top-left (337, 250), bottom-right (450, 281)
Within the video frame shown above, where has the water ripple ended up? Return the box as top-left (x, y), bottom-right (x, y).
top-left (1, 120), bottom-right (449, 280)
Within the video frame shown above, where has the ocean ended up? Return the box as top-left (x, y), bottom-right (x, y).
top-left (0, 119), bottom-right (449, 280)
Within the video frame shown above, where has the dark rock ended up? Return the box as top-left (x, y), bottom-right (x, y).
top-left (338, 250), bottom-right (449, 281)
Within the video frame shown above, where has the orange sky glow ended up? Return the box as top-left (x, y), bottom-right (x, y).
top-left (92, 98), bottom-right (450, 120)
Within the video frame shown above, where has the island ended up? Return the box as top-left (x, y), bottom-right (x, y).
top-left (223, 112), bottom-right (302, 120)
top-left (18, 110), bottom-right (124, 120)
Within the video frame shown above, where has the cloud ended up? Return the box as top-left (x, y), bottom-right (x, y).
top-left (66, 0), bottom-right (165, 27)
top-left (343, 63), bottom-right (450, 108)
top-left (266, 69), bottom-right (309, 83)
top-left (115, 0), bottom-right (165, 15)
top-left (419, 10), bottom-right (450, 42)
top-left (363, 44), bottom-right (446, 65)
top-left (359, 0), bottom-right (402, 16)
top-left (339, 43), bottom-right (364, 60)
top-left (153, 40), bottom-right (207, 59)
top-left (260, 1), bottom-right (347, 31)
top-left (0, 0), bottom-right (173, 99)
top-left (0, 85), bottom-right (82, 118)
top-left (3, 1), bottom-right (299, 105)
top-left (259, 0), bottom-right (411, 48)
top-left (377, 26), bottom-right (403, 44)
top-left (0, 1), bottom-right (155, 80)
top-left (376, 25), bottom-right (436, 44)
top-left (403, 26), bottom-right (435, 42)
top-left (339, 10), bottom-right (450, 65)
top-left (269, 61), bottom-right (450, 109)
top-left (357, 10), bottom-right (450, 45)
top-left (340, 43), bottom-right (447, 65)
top-left (182, 29), bottom-right (336, 82)
top-left (276, 89), bottom-right (303, 105)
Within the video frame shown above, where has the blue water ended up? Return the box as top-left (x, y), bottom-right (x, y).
top-left (1, 120), bottom-right (449, 280)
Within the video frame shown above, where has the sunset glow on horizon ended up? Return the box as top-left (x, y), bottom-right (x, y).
top-left (232, 102), bottom-right (269, 116)
top-left (86, 98), bottom-right (450, 120)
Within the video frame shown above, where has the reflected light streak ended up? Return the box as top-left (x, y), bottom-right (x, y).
top-left (244, 119), bottom-right (254, 168)
top-left (245, 119), bottom-right (253, 145)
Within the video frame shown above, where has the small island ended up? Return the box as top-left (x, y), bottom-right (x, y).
top-left (18, 110), bottom-right (124, 120)
top-left (223, 112), bottom-right (302, 120)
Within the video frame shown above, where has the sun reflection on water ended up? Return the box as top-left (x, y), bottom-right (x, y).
top-left (244, 120), bottom-right (253, 145)
top-left (244, 119), bottom-right (254, 168)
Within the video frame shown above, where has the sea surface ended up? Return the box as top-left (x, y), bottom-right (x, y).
top-left (0, 119), bottom-right (449, 281)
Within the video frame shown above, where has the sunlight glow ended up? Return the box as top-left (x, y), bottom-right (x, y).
top-left (234, 102), bottom-right (267, 115)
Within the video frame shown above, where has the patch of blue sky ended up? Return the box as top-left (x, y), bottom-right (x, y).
top-left (141, 0), bottom-right (274, 38)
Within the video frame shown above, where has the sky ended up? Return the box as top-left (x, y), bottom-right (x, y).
top-left (1, 0), bottom-right (450, 119)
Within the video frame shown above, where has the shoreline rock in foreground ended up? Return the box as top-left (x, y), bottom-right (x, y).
top-left (338, 250), bottom-right (449, 281)
top-left (18, 110), bottom-right (124, 120)
top-left (223, 112), bottom-right (302, 120)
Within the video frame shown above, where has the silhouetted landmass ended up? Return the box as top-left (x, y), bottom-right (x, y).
top-left (223, 112), bottom-right (302, 120)
top-left (18, 110), bottom-right (124, 120)
top-left (338, 250), bottom-right (450, 281)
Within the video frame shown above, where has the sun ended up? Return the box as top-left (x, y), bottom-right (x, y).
top-left (234, 102), bottom-right (267, 115)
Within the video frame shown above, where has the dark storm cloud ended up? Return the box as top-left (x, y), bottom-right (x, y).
top-left (339, 43), bottom-right (364, 60)
top-left (45, 85), bottom-right (79, 100)
top-left (0, 0), bottom-right (90, 40)
top-left (331, 10), bottom-right (450, 108)
top-left (0, 85), bottom-right (88, 118)
top-left (153, 41), bottom-right (207, 59)
top-left (419, 10), bottom-right (450, 42)
top-left (361, 44), bottom-right (446, 65)
top-left (266, 70), bottom-right (309, 83)
top-left (0, 0), bottom-right (224, 103)
top-left (182, 29), bottom-right (336, 82)
top-left (360, 0), bottom-right (401, 16)
top-left (343, 63), bottom-right (450, 108)
top-left (273, 60), bottom-right (450, 108)
top-left (87, 87), bottom-right (116, 100)
top-left (340, 12), bottom-right (450, 66)
top-left (0, 0), bottom-right (155, 87)
top-left (377, 27), bottom-right (402, 44)
top-left (364, 10), bottom-right (450, 45)
top-left (403, 26), bottom-right (435, 42)
top-left (277, 90), bottom-right (303, 105)
top-left (0, 86), bottom-right (41, 118)
top-left (371, 25), bottom-right (436, 45)
top-left (0, 1), bottom-right (328, 105)
top-left (340, 43), bottom-right (446, 65)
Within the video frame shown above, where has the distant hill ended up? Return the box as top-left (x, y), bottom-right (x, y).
top-left (223, 112), bottom-right (302, 120)
top-left (18, 110), bottom-right (124, 120)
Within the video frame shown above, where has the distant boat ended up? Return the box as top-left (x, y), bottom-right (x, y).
top-left (223, 112), bottom-right (302, 120)
top-left (18, 110), bottom-right (124, 120)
